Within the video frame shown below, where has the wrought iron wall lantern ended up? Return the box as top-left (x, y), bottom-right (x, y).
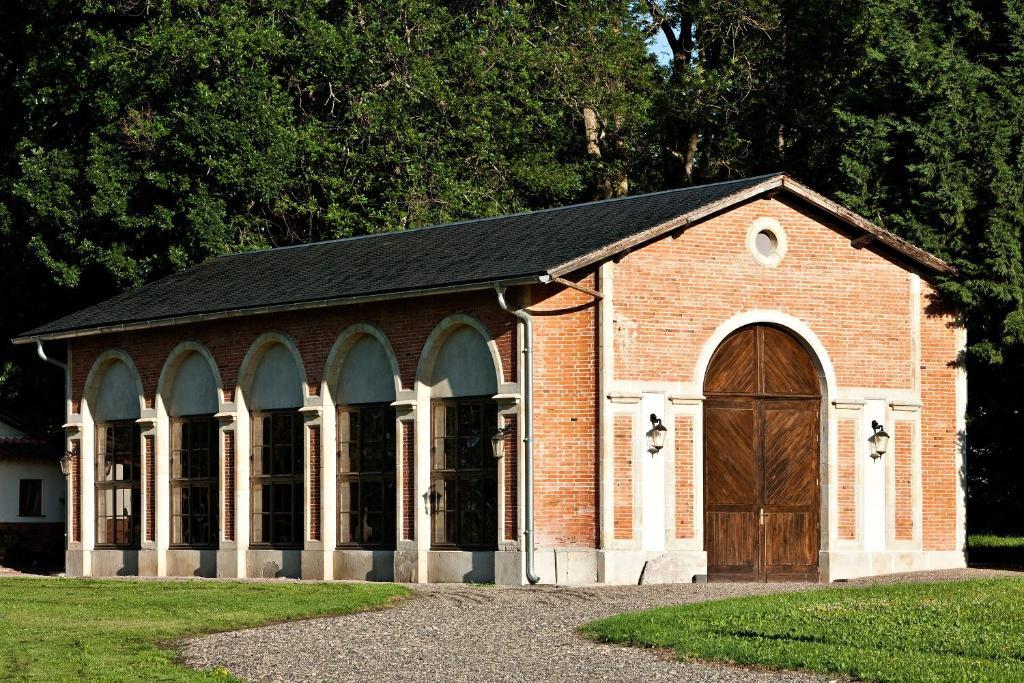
top-left (59, 450), bottom-right (74, 477)
top-left (870, 420), bottom-right (890, 460)
top-left (647, 413), bottom-right (668, 452)
top-left (491, 424), bottom-right (513, 460)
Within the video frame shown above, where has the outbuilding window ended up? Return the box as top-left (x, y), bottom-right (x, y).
top-left (250, 411), bottom-right (303, 548)
top-left (337, 404), bottom-right (396, 548)
top-left (170, 415), bottom-right (219, 547)
top-left (95, 421), bottom-right (141, 548)
top-left (18, 479), bottom-right (42, 517)
top-left (430, 399), bottom-right (498, 550)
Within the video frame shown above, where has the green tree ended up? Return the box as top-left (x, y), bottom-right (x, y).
top-left (832, 0), bottom-right (1024, 531)
top-left (0, 0), bottom-right (657, 421)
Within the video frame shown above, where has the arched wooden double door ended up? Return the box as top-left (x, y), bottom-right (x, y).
top-left (704, 324), bottom-right (821, 582)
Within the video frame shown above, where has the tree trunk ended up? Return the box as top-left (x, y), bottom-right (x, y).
top-left (583, 107), bottom-right (602, 158)
top-left (684, 131), bottom-right (699, 183)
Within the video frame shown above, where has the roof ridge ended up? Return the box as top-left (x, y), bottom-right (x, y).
top-left (216, 172), bottom-right (785, 259)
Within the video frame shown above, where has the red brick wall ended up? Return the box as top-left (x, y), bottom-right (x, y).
top-left (613, 415), bottom-right (633, 540)
top-left (613, 197), bottom-right (914, 390)
top-left (402, 421), bottom-right (414, 541)
top-left (224, 430), bottom-right (235, 542)
top-left (503, 416), bottom-right (518, 541)
top-left (69, 291), bottom-right (516, 413)
top-left (71, 440), bottom-right (81, 544)
top-left (894, 421), bottom-right (914, 541)
top-left (920, 283), bottom-right (959, 551)
top-left (837, 419), bottom-right (858, 541)
top-left (613, 196), bottom-right (959, 554)
top-left (144, 434), bottom-right (154, 542)
top-left (674, 416), bottom-right (694, 539)
top-left (530, 276), bottom-right (600, 548)
top-left (308, 425), bottom-right (320, 542)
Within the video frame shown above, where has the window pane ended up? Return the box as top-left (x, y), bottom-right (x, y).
top-left (172, 514), bottom-right (184, 545)
top-left (18, 480), bottom-right (42, 517)
top-left (170, 416), bottom-right (219, 547)
top-left (338, 512), bottom-right (356, 545)
top-left (429, 400), bottom-right (498, 549)
top-left (273, 445), bottom-right (292, 475)
top-left (250, 411), bottom-right (302, 547)
top-left (338, 440), bottom-right (353, 474)
top-left (335, 405), bottom-right (395, 548)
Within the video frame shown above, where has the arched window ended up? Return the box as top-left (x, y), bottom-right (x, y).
top-left (247, 344), bottom-right (304, 548)
top-left (428, 326), bottom-right (499, 550)
top-left (335, 335), bottom-right (397, 548)
top-left (166, 351), bottom-right (220, 548)
top-left (92, 359), bottom-right (141, 549)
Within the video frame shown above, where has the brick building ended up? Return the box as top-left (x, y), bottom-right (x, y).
top-left (14, 174), bottom-right (966, 584)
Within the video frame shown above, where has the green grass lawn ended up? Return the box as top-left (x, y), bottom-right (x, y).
top-left (0, 577), bottom-right (407, 682)
top-left (582, 578), bottom-right (1024, 682)
top-left (969, 534), bottom-right (1024, 568)
top-left (969, 534), bottom-right (1024, 549)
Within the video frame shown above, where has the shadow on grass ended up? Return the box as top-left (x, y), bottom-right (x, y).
top-left (968, 535), bottom-right (1024, 570)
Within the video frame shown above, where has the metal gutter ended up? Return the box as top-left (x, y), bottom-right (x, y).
top-left (495, 283), bottom-right (541, 585)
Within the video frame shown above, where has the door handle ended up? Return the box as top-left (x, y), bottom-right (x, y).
top-left (759, 508), bottom-right (764, 526)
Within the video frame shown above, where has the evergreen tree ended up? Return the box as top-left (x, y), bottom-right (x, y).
top-left (833, 0), bottom-right (1024, 532)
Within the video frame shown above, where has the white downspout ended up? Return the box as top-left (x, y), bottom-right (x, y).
top-left (36, 339), bottom-right (67, 370)
top-left (495, 284), bottom-right (541, 585)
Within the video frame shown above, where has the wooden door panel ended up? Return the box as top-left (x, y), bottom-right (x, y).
top-left (764, 511), bottom-right (818, 578)
top-left (705, 400), bottom-right (758, 579)
top-left (705, 403), bottom-right (757, 506)
top-left (707, 512), bottom-right (756, 579)
top-left (762, 400), bottom-right (819, 580)
top-left (762, 403), bottom-right (819, 507)
top-left (760, 326), bottom-right (819, 396)
top-left (704, 327), bottom-right (757, 395)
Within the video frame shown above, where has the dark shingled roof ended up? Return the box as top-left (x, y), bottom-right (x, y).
top-left (21, 174), bottom-right (779, 338)
top-left (16, 172), bottom-right (951, 340)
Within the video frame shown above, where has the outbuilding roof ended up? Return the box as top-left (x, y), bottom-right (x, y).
top-left (15, 173), bottom-right (953, 342)
top-left (0, 411), bottom-right (57, 462)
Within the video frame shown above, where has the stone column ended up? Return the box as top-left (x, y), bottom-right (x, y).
top-left (63, 423), bottom-right (85, 576)
top-left (300, 404), bottom-right (328, 579)
top-left (79, 416), bottom-right (96, 576)
top-left (137, 414), bottom-right (159, 576)
top-left (493, 394), bottom-right (523, 586)
top-left (232, 400), bottom-right (251, 579)
top-left (215, 408), bottom-right (241, 577)
top-left (392, 396), bottom-right (417, 582)
top-left (320, 399), bottom-right (338, 580)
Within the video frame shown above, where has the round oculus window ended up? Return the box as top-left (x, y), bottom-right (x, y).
top-left (755, 229), bottom-right (778, 257)
top-left (746, 218), bottom-right (787, 267)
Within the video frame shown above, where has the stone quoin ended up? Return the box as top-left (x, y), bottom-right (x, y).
top-left (14, 173), bottom-right (966, 584)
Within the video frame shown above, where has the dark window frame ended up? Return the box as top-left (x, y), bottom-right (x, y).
top-left (337, 403), bottom-right (397, 549)
top-left (95, 421), bottom-right (141, 549)
top-left (18, 479), bottom-right (43, 517)
top-left (250, 410), bottom-right (304, 549)
top-left (430, 397), bottom-right (499, 551)
top-left (170, 414), bottom-right (220, 549)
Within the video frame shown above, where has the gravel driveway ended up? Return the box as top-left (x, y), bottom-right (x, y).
top-left (181, 568), bottom-right (1015, 682)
